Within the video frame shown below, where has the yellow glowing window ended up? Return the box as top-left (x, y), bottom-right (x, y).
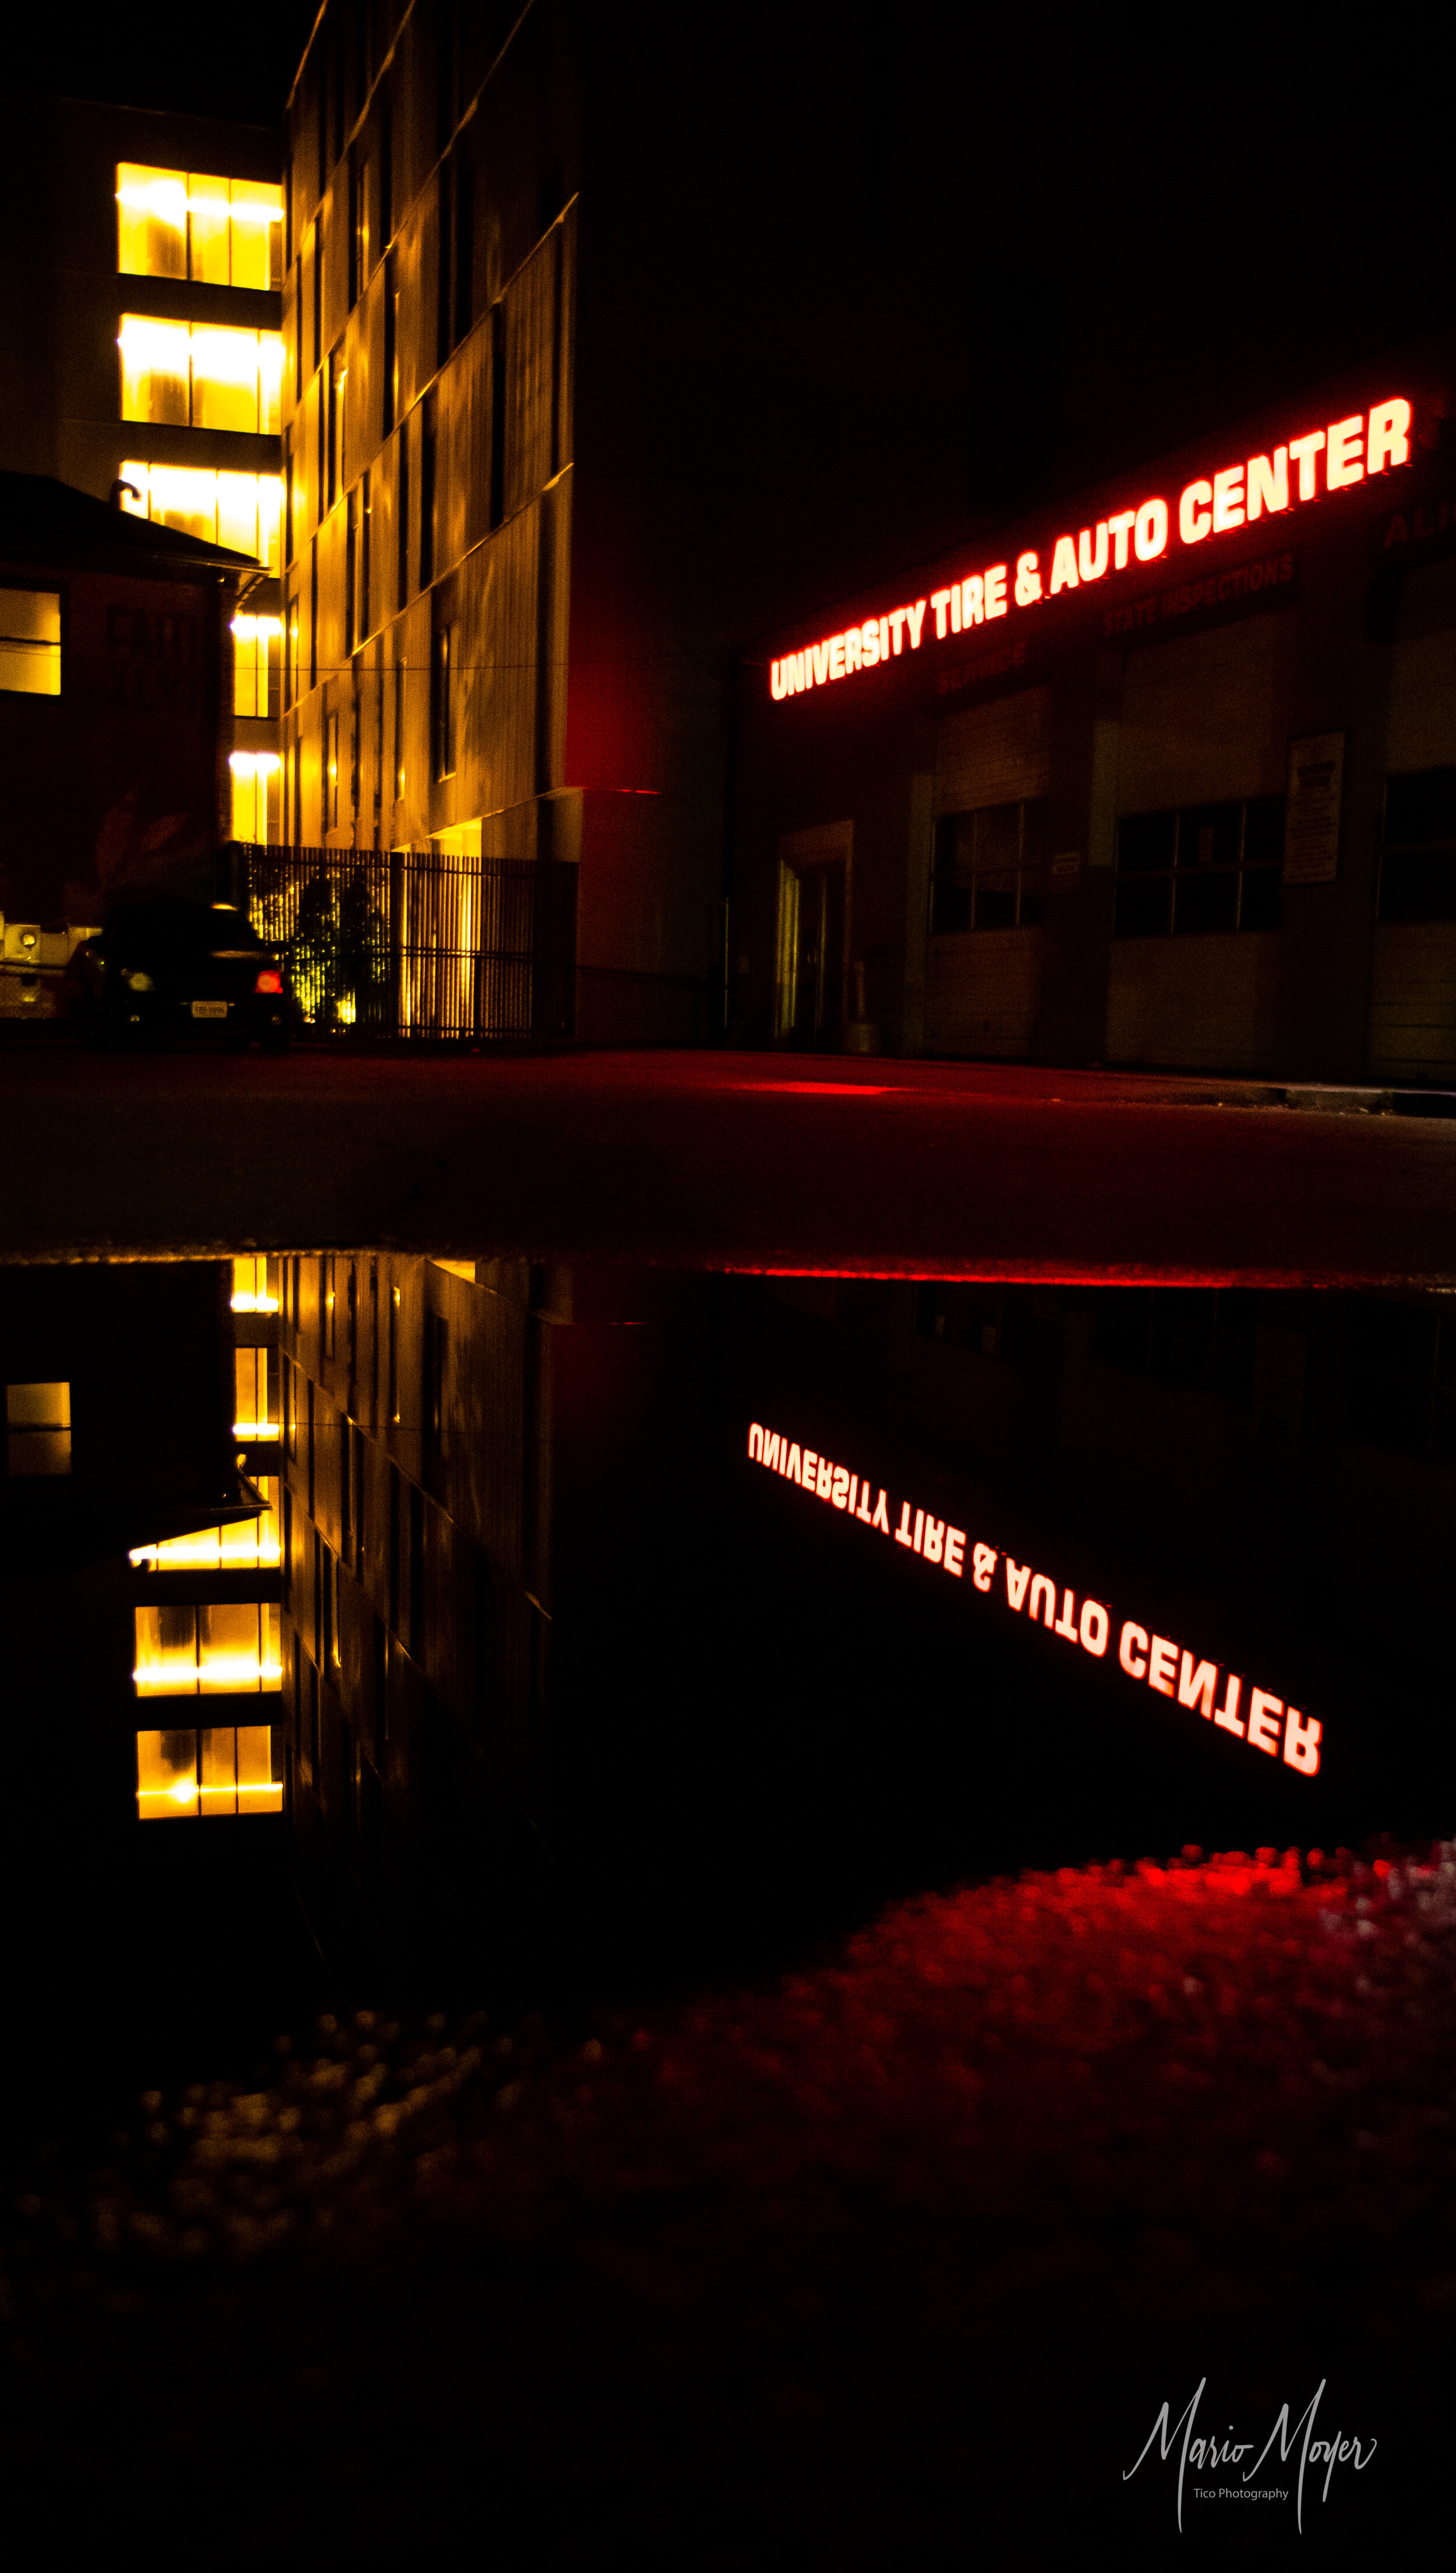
top-left (231, 1254), bottom-right (280, 1312)
top-left (0, 590), bottom-right (61, 697)
top-left (120, 318), bottom-right (282, 436)
top-left (229, 751), bottom-right (282, 845)
top-left (231, 616), bottom-right (282, 719)
top-left (129, 1478), bottom-right (280, 1572)
top-left (6, 1380), bottom-right (70, 1476)
top-left (119, 465), bottom-right (283, 573)
top-left (117, 166), bottom-right (284, 291)
top-left (136, 1725), bottom-right (282, 1819)
top-left (134, 1602), bottom-right (282, 1696)
top-left (235, 1344), bottom-right (279, 1439)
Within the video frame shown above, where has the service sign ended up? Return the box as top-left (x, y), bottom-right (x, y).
top-left (768, 396), bottom-right (1413, 704)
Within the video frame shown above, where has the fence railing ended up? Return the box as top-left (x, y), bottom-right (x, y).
top-left (233, 845), bottom-right (577, 1040)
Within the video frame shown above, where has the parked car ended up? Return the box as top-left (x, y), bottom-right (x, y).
top-left (63, 899), bottom-right (287, 1048)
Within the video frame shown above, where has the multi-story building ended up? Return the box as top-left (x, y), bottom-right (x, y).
top-left (1, 91), bottom-right (285, 853)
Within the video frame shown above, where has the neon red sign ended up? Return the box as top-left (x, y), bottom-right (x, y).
top-left (747, 1420), bottom-right (1322, 1777)
top-left (768, 396), bottom-right (1411, 704)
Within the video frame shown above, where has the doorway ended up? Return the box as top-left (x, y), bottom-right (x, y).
top-left (775, 825), bottom-right (852, 1047)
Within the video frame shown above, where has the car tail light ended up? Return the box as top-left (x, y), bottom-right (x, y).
top-left (254, 968), bottom-right (284, 994)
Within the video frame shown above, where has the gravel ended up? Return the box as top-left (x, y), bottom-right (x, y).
top-left (5, 1842), bottom-right (1453, 2559)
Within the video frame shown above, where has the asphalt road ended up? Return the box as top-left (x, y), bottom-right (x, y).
top-left (4, 1043), bottom-right (1456, 1283)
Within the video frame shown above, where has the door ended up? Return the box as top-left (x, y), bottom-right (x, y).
top-left (776, 825), bottom-right (851, 1047)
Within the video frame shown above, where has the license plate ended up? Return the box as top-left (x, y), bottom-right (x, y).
top-left (190, 1000), bottom-right (228, 1021)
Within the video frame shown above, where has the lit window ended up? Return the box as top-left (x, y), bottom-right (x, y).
top-left (229, 751), bottom-right (282, 843)
top-left (6, 1381), bottom-right (70, 1476)
top-left (235, 1344), bottom-right (279, 1439)
top-left (117, 166), bottom-right (284, 291)
top-left (119, 465), bottom-right (283, 573)
top-left (231, 1254), bottom-right (280, 1312)
top-left (133, 1602), bottom-right (282, 1696)
top-left (120, 319), bottom-right (283, 436)
top-left (136, 1724), bottom-right (282, 1819)
top-left (129, 1478), bottom-right (281, 1571)
top-left (231, 615), bottom-right (282, 718)
top-left (0, 590), bottom-right (62, 697)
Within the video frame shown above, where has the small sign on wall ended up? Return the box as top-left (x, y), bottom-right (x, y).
top-left (1283, 732), bottom-right (1345, 883)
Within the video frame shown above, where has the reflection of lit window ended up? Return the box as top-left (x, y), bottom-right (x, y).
top-left (136, 1725), bottom-right (281, 1819)
top-left (0, 590), bottom-right (62, 697)
top-left (116, 166), bottom-right (284, 291)
top-left (120, 319), bottom-right (283, 436)
top-left (229, 751), bottom-right (282, 844)
top-left (119, 465), bottom-right (282, 573)
top-left (231, 1254), bottom-right (280, 1312)
top-left (133, 1603), bottom-right (282, 1695)
top-left (6, 1381), bottom-right (70, 1476)
top-left (129, 1478), bottom-right (280, 1570)
top-left (235, 1344), bottom-right (279, 1439)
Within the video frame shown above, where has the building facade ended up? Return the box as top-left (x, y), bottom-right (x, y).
top-left (1, 91), bottom-right (285, 850)
top-left (0, 475), bottom-right (260, 983)
top-left (735, 349), bottom-right (1456, 1086)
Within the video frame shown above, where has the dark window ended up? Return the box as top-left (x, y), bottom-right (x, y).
top-left (383, 252), bottom-right (397, 434)
top-left (408, 1480), bottom-right (424, 1660)
top-left (1347, 1298), bottom-right (1456, 1464)
top-left (350, 150), bottom-right (368, 306)
top-left (1377, 768), bottom-right (1456, 923)
top-left (327, 351), bottom-right (342, 510)
top-left (345, 486), bottom-right (359, 652)
top-left (397, 411), bottom-right (411, 609)
top-left (419, 393), bottom-right (437, 588)
top-left (931, 799), bottom-right (1047, 934)
top-left (453, 154), bottom-right (473, 349)
top-left (1090, 1286), bottom-right (1257, 1400)
top-left (436, 159), bottom-right (452, 369)
top-left (1114, 799), bottom-right (1283, 937)
top-left (388, 1461), bottom-right (401, 1633)
top-left (489, 305), bottom-right (506, 528)
top-left (349, 660), bottom-right (362, 817)
top-left (425, 1311), bottom-right (447, 1457)
top-left (431, 624), bottom-right (456, 779)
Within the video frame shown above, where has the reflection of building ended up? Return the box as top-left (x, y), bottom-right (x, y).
top-left (0, 1261), bottom-right (278, 1879)
top-left (0, 474), bottom-right (260, 970)
top-left (278, 1251), bottom-right (690, 1965)
top-left (129, 1259), bottom-right (284, 1823)
top-left (737, 355), bottom-right (1456, 1083)
top-left (277, 1247), bottom-right (1455, 1969)
top-left (1, 93), bottom-right (284, 853)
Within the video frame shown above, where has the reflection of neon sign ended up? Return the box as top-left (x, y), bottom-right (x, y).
top-left (768, 396), bottom-right (1412, 704)
top-left (747, 1421), bottom-right (1321, 1777)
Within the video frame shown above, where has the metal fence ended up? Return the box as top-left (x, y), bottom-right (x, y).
top-left (234, 845), bottom-right (577, 1040)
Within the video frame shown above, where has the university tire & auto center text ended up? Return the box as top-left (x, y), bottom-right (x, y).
top-left (747, 1423), bottom-right (1322, 1779)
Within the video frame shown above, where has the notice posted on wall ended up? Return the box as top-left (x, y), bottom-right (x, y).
top-left (746, 1420), bottom-right (1322, 1779)
top-left (1282, 732), bottom-right (1345, 883)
